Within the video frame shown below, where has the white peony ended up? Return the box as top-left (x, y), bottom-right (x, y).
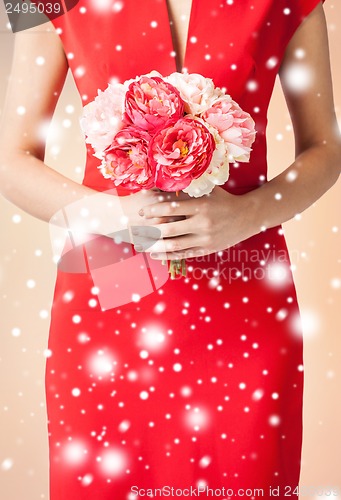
top-left (166, 72), bottom-right (224, 115)
top-left (80, 82), bottom-right (126, 154)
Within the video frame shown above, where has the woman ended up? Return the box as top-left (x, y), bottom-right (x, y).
top-left (0, 0), bottom-right (340, 498)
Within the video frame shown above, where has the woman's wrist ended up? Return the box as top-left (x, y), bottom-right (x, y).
top-left (233, 189), bottom-right (264, 242)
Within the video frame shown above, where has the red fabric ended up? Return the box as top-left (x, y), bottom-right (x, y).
top-left (45, 1), bottom-right (325, 498)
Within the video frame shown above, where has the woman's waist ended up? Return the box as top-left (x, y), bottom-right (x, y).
top-left (52, 225), bottom-right (293, 312)
top-left (55, 224), bottom-right (288, 275)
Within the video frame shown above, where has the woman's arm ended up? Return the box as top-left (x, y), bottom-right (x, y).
top-left (0, 22), bottom-right (96, 221)
top-left (134, 2), bottom-right (341, 260)
top-left (243, 1), bottom-right (341, 231)
top-left (0, 23), bottom-right (167, 235)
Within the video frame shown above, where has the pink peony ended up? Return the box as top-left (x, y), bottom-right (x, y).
top-left (148, 117), bottom-right (215, 191)
top-left (203, 96), bottom-right (256, 162)
top-left (80, 82), bottom-right (127, 155)
top-left (182, 123), bottom-right (229, 197)
top-left (101, 126), bottom-right (155, 191)
top-left (124, 76), bottom-right (185, 132)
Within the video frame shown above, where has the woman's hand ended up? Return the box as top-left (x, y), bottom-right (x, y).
top-left (119, 187), bottom-right (187, 229)
top-left (131, 186), bottom-right (258, 260)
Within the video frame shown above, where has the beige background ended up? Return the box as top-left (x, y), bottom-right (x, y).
top-left (0, 3), bottom-right (340, 500)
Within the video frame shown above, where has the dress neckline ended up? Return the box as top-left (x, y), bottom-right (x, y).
top-left (164, 0), bottom-right (195, 73)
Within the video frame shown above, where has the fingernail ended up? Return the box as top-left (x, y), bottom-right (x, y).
top-left (151, 253), bottom-right (159, 259)
top-left (135, 245), bottom-right (143, 252)
top-left (138, 209), bottom-right (144, 217)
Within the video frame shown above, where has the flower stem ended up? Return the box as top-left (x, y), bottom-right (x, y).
top-left (168, 258), bottom-right (186, 279)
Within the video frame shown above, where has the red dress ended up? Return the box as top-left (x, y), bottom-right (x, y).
top-left (45, 1), bottom-right (324, 498)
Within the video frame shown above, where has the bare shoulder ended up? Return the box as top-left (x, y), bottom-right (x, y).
top-left (0, 20), bottom-right (69, 157)
top-left (12, 19), bottom-right (67, 56)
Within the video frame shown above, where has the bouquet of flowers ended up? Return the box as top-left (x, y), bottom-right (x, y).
top-left (80, 71), bottom-right (256, 278)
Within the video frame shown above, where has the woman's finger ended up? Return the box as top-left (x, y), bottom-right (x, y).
top-left (150, 246), bottom-right (207, 260)
top-left (133, 234), bottom-right (200, 255)
top-left (132, 217), bottom-right (195, 239)
top-left (140, 199), bottom-right (199, 218)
